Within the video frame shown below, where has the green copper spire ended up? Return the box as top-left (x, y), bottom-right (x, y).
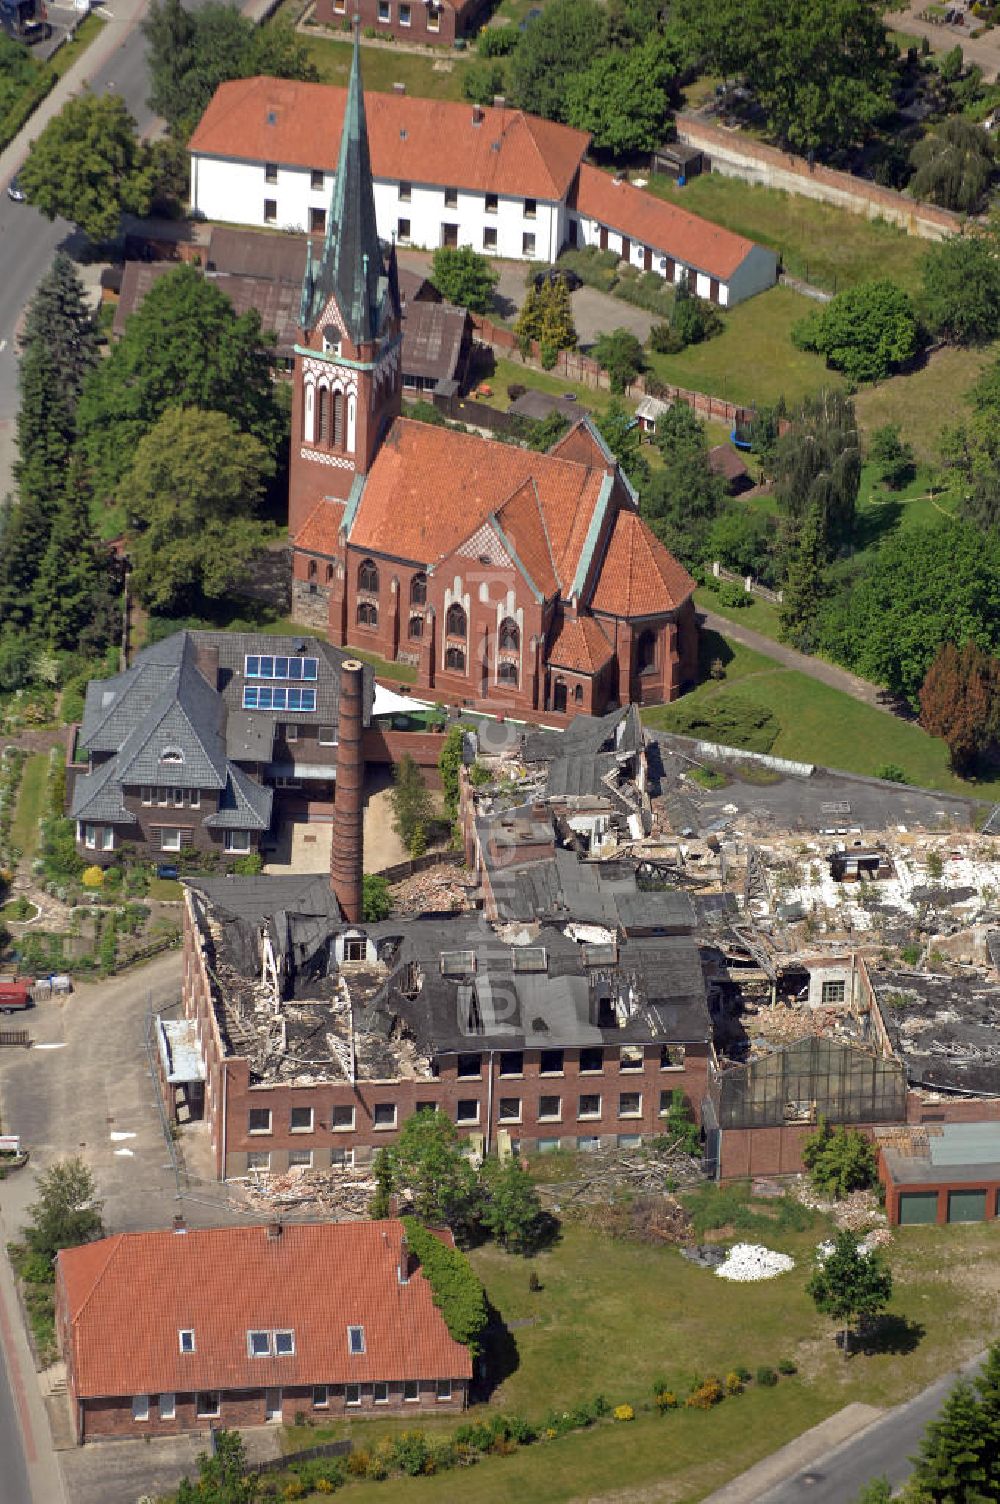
top-left (300, 24), bottom-right (384, 343)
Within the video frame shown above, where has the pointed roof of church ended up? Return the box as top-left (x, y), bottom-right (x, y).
top-left (300, 30), bottom-right (385, 343)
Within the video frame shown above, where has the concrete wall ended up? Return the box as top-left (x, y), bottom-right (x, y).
top-left (675, 116), bottom-right (963, 243)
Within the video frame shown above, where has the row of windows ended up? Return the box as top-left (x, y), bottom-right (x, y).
top-left (242, 687), bottom-right (317, 712)
top-left (456, 1045), bottom-right (685, 1077)
top-left (396, 219), bottom-right (537, 257)
top-left (248, 1147), bottom-right (354, 1171)
top-left (130, 1380), bottom-right (453, 1423)
top-left (140, 787), bottom-right (201, 808)
top-left (245, 655), bottom-right (318, 681)
top-left (370, 0), bottom-right (442, 29)
top-left (398, 183), bottom-right (535, 217)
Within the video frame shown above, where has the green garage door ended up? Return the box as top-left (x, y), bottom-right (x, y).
top-left (948, 1189), bottom-right (987, 1223)
top-left (899, 1192), bottom-right (939, 1225)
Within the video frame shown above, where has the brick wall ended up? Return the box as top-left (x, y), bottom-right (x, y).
top-left (719, 1120), bottom-right (884, 1180)
top-left (362, 726), bottom-right (446, 778)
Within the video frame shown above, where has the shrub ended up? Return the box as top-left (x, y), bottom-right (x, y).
top-left (391, 1431), bottom-right (431, 1476)
top-left (777, 1358), bottom-right (798, 1375)
top-left (613, 1404), bottom-right (635, 1422)
top-left (402, 1217), bottom-right (488, 1355)
top-left (756, 1366), bottom-right (779, 1387)
top-left (716, 581), bottom-right (752, 608)
top-left (655, 1389), bottom-right (679, 1412)
top-left (802, 1118), bottom-right (879, 1198)
top-left (477, 22), bottom-right (518, 54)
top-left (649, 320), bottom-right (684, 354)
top-left (346, 1450), bottom-right (369, 1476)
top-left (81, 865), bottom-right (104, 888)
top-left (734, 1365), bottom-right (752, 1382)
top-left (667, 692), bottom-right (780, 755)
top-left (725, 1371), bottom-right (744, 1394)
top-left (686, 1379), bottom-right (724, 1409)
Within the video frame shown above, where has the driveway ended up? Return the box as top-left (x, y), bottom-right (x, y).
top-left (61, 1423), bottom-right (281, 1504)
top-left (571, 285), bottom-right (654, 348)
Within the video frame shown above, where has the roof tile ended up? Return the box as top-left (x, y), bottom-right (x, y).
top-left (296, 499), bottom-right (346, 555)
top-left (547, 615), bottom-right (614, 674)
top-left (589, 511), bottom-right (695, 617)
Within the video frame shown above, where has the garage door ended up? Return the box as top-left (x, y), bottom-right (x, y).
top-left (898, 1192), bottom-right (938, 1225)
top-left (948, 1189), bottom-right (987, 1223)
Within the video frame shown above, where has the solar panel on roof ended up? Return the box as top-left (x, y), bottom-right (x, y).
top-left (582, 942), bottom-right (617, 966)
top-left (441, 950), bottom-right (476, 976)
top-left (512, 947), bottom-right (547, 973)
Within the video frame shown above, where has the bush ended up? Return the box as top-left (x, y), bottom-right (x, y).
top-left (81, 865), bottom-right (104, 888)
top-left (649, 320), bottom-right (685, 354)
top-left (655, 1389), bottom-right (678, 1411)
top-left (402, 1217), bottom-right (489, 1356)
top-left (777, 1358), bottom-right (798, 1375)
top-left (671, 284), bottom-right (723, 346)
top-left (613, 1404), bottom-right (635, 1422)
top-left (667, 692), bottom-right (780, 755)
top-left (874, 762), bottom-right (908, 783)
top-left (591, 327), bottom-right (645, 393)
top-left (614, 268), bottom-right (676, 319)
top-left (802, 1118), bottom-right (879, 1198)
top-left (734, 1365), bottom-right (752, 1382)
top-left (477, 23), bottom-right (518, 54)
top-left (391, 1431), bottom-right (431, 1476)
top-left (756, 1366), bottom-right (779, 1387)
top-left (725, 1371), bottom-right (744, 1394)
top-left (716, 581), bottom-right (752, 608)
top-left (555, 246), bottom-right (619, 292)
top-left (686, 1379), bottom-right (724, 1409)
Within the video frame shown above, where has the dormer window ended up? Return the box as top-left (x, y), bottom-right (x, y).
top-left (248, 1330), bottom-right (271, 1357)
top-left (179, 1329), bottom-right (195, 1353)
top-left (348, 1325), bottom-right (366, 1355)
top-left (160, 747), bottom-right (183, 765)
top-left (322, 327), bottom-right (340, 356)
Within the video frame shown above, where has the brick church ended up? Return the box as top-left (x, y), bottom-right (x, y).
top-left (288, 37), bottom-right (698, 719)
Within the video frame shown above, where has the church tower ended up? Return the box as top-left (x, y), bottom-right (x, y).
top-left (288, 29), bottom-right (402, 544)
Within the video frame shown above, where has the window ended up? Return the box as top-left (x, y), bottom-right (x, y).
top-left (408, 614), bottom-right (423, 640)
top-left (290, 1106), bottom-right (314, 1132)
top-left (179, 1329), bottom-right (195, 1354)
top-left (332, 388), bottom-right (345, 448)
top-left (242, 686), bottom-right (317, 712)
top-left (373, 1103), bottom-right (397, 1129)
top-left (457, 1052), bottom-right (482, 1079)
top-left (309, 206), bottom-right (326, 235)
top-left (456, 1099), bottom-right (480, 1124)
top-left (636, 628), bottom-right (657, 674)
top-left (822, 979), bottom-right (846, 1004)
top-left (397, 217), bottom-right (411, 242)
top-left (288, 1148), bottom-right (313, 1168)
top-left (578, 1094), bottom-right (601, 1119)
top-left (374, 1380), bottom-right (390, 1403)
top-left (248, 1330), bottom-right (271, 1358)
top-left (410, 572), bottom-right (427, 605)
top-left (445, 647), bottom-right (466, 673)
top-left (498, 1097), bottom-right (521, 1123)
top-left (358, 557), bottom-right (379, 593)
top-left (331, 1146), bottom-right (355, 1167)
top-left (538, 1095), bottom-right (562, 1121)
top-left (224, 831), bottom-right (251, 854)
top-left (264, 199), bottom-right (277, 224)
top-left (326, 563), bottom-right (334, 583)
top-left (311, 169), bottom-right (325, 191)
top-left (357, 601), bottom-right (378, 629)
top-left (377, 0), bottom-right (390, 17)
top-left (483, 226), bottom-right (497, 251)
top-left (319, 724), bottom-right (336, 745)
top-left (196, 1393), bottom-right (220, 1418)
top-left (574, 684), bottom-right (584, 703)
top-left (344, 935), bottom-right (366, 961)
top-left (540, 1049), bottom-right (564, 1076)
top-left (522, 232), bottom-right (536, 256)
top-left (346, 1384), bottom-right (361, 1406)
top-left (436, 1379), bottom-right (452, 1401)
top-left (620, 1045), bottom-right (644, 1072)
top-left (160, 828), bottom-right (182, 852)
top-left (577, 1135), bottom-right (601, 1152)
top-left (445, 602), bottom-right (466, 637)
top-left (265, 162), bottom-right (278, 183)
top-left (619, 1092), bottom-right (642, 1118)
top-left (160, 746), bottom-right (184, 764)
top-left (249, 1108), bottom-right (272, 1135)
top-left (485, 192), bottom-right (498, 214)
top-left (247, 1150), bottom-right (271, 1171)
top-left (403, 1380), bottom-right (419, 1402)
top-left (498, 617), bottom-right (519, 652)
top-left (332, 1104), bottom-right (355, 1131)
top-left (660, 1044), bottom-right (686, 1071)
top-left (283, 723), bottom-right (298, 742)
top-left (524, 197), bottom-right (536, 218)
top-left (444, 187), bottom-right (458, 208)
top-left (499, 1051), bottom-right (523, 1077)
top-left (399, 180), bottom-right (411, 201)
top-left (580, 1047), bottom-right (603, 1074)
top-left (348, 1325), bottom-right (366, 1355)
top-left (132, 1394), bottom-right (149, 1422)
top-left (313, 1386), bottom-right (329, 1408)
top-left (245, 655), bottom-right (319, 682)
top-left (497, 661), bottom-right (518, 687)
top-left (399, 2), bottom-right (411, 21)
top-left (427, 3), bottom-right (440, 28)
top-left (159, 1393), bottom-right (175, 1420)
top-left (274, 1331), bottom-right (295, 1357)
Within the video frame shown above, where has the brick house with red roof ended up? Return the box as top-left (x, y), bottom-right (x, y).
top-left (287, 39), bottom-right (698, 719)
top-left (314, 0), bottom-right (487, 47)
top-left (56, 1220), bottom-right (472, 1442)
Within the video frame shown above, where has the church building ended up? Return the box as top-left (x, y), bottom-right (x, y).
top-left (288, 37), bottom-right (698, 720)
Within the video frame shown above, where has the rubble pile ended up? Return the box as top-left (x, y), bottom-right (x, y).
top-left (540, 1147), bottom-right (704, 1209)
top-left (390, 865), bottom-right (475, 916)
top-left (794, 1183), bottom-right (888, 1233)
top-left (581, 1193), bottom-right (692, 1245)
top-left (716, 1243), bottom-right (795, 1281)
top-left (245, 1166), bottom-right (377, 1220)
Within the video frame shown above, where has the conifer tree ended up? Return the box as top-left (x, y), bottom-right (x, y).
top-left (32, 459), bottom-right (119, 654)
top-left (911, 1378), bottom-right (989, 1499)
top-left (778, 502), bottom-right (827, 650)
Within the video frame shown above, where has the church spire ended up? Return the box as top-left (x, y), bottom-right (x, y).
top-left (300, 22), bottom-right (384, 343)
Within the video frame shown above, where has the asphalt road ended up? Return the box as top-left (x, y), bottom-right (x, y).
top-left (0, 1342), bottom-right (32, 1504)
top-left (757, 1353), bottom-right (987, 1504)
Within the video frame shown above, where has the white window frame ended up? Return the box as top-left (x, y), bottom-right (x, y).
top-left (274, 1330), bottom-right (295, 1357)
top-left (399, 2), bottom-right (411, 22)
top-left (159, 1392), bottom-right (176, 1420)
top-left (373, 1103), bottom-right (397, 1130)
top-left (578, 1094), bottom-right (602, 1120)
top-left (248, 1108), bottom-right (272, 1135)
top-left (348, 1325), bottom-right (366, 1355)
top-left (619, 1045), bottom-right (644, 1073)
top-left (196, 1392), bottom-right (220, 1419)
top-left (403, 1380), bottom-right (419, 1402)
top-left (178, 1329), bottom-right (195, 1354)
top-left (436, 1379), bottom-right (452, 1401)
top-left (319, 724), bottom-right (336, 745)
top-left (313, 1385), bottom-right (329, 1408)
top-left (498, 1098), bottom-right (521, 1124)
top-left (331, 1147), bottom-right (355, 1168)
top-left (160, 828), bottom-right (183, 852)
top-left (225, 830), bottom-right (252, 854)
top-left (247, 1150), bottom-right (271, 1171)
top-left (332, 1105), bottom-right (356, 1132)
top-left (346, 1383), bottom-right (361, 1406)
top-left (288, 1148), bottom-right (313, 1169)
top-left (619, 1092), bottom-right (642, 1119)
top-left (538, 1095), bottom-right (562, 1123)
top-left (377, 0), bottom-right (390, 18)
top-left (132, 1394), bottom-right (150, 1422)
top-left (455, 1099), bottom-right (480, 1125)
top-left (248, 1329), bottom-right (272, 1358)
top-left (374, 1381), bottom-right (390, 1404)
top-left (290, 1106), bottom-right (314, 1133)
top-left (284, 723), bottom-right (299, 742)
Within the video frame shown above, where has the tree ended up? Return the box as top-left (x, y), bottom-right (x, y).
top-left (391, 754), bottom-right (435, 857)
top-left (641, 403), bottom-right (726, 568)
top-left (32, 464), bottom-right (120, 653)
top-left (778, 501), bottom-right (828, 650)
top-left (910, 115), bottom-right (997, 215)
top-left (801, 1119), bottom-right (879, 1198)
top-left (380, 1109), bottom-right (480, 1237)
top-left (940, 355), bottom-right (1000, 530)
top-left (596, 398), bottom-right (649, 488)
top-left (868, 424), bottom-right (915, 490)
top-left (77, 265), bottom-right (282, 501)
top-left (773, 390), bottom-right (861, 557)
top-left (144, 0), bottom-right (317, 138)
top-left (563, 35), bottom-right (679, 155)
top-left (792, 280), bottom-right (919, 385)
top-left (671, 277), bottom-right (723, 346)
top-left (508, 0), bottom-right (608, 121)
top-left (119, 407), bottom-right (273, 613)
top-left (177, 1429), bottom-right (258, 1504)
top-left (362, 873), bottom-right (392, 923)
top-left (439, 724), bottom-right (469, 818)
top-left (430, 246), bottom-right (498, 315)
top-left (806, 1231), bottom-right (893, 1354)
top-left (921, 234), bottom-right (1000, 346)
top-left (707, 507), bottom-right (775, 584)
top-left (851, 1483), bottom-right (892, 1504)
top-left (591, 328), bottom-right (645, 393)
top-left (514, 278), bottom-right (577, 366)
top-left (25, 1157), bottom-right (104, 1262)
top-left (20, 91), bottom-right (154, 243)
top-left (918, 639), bottom-right (999, 774)
top-left (479, 1157), bottom-right (546, 1254)
top-left (911, 1378), bottom-right (990, 1500)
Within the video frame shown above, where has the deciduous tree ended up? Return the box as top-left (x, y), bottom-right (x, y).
top-left (508, 0), bottom-right (608, 121)
top-left (806, 1231), bottom-right (893, 1354)
top-left (910, 115), bottom-right (996, 215)
top-left (362, 873), bottom-right (392, 923)
top-left (792, 280), bottom-right (919, 384)
top-left (641, 403), bottom-right (726, 567)
top-left (391, 754), bottom-right (435, 857)
top-left (430, 246), bottom-right (498, 315)
top-left (20, 91), bottom-right (154, 243)
top-left (802, 1119), bottom-right (878, 1198)
top-left (596, 397), bottom-right (649, 488)
top-left (479, 1157), bottom-right (546, 1254)
top-left (379, 1109), bottom-right (480, 1237)
top-left (868, 424), bottom-right (915, 490)
top-left (591, 327), bottom-right (645, 394)
top-left (515, 278), bottom-right (577, 365)
top-left (563, 35), bottom-right (679, 156)
top-left (921, 233), bottom-right (1000, 345)
top-left (25, 1157), bottom-right (104, 1262)
top-left (774, 390), bottom-right (861, 557)
top-left (918, 639), bottom-right (999, 774)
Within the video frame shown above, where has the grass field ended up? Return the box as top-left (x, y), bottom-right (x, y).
top-left (643, 629), bottom-right (1000, 797)
top-left (298, 30), bottom-right (474, 100)
top-left (10, 753), bottom-right (47, 864)
top-left (854, 342), bottom-right (995, 460)
top-left (644, 173), bottom-right (929, 295)
top-left (646, 285), bottom-right (838, 408)
top-left (695, 586), bottom-right (782, 640)
top-left (275, 1205), bottom-right (1000, 1504)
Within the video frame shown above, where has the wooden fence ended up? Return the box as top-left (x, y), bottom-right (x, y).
top-left (711, 561), bottom-right (783, 605)
top-left (373, 849), bottom-right (461, 883)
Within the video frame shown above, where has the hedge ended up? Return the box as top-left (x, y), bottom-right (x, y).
top-left (402, 1216), bottom-right (489, 1357)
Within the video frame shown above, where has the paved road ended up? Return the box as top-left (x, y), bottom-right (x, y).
top-left (0, 1342), bottom-right (32, 1504)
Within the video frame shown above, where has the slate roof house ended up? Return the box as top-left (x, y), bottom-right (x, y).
top-left (56, 1219), bottom-right (472, 1441)
top-left (67, 631), bottom-right (373, 862)
top-left (283, 39), bottom-right (699, 719)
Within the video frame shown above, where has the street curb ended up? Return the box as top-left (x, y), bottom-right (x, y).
top-left (698, 1402), bottom-right (885, 1504)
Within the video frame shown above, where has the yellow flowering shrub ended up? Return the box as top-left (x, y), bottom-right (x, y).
top-left (613, 1404), bottom-right (635, 1423)
top-left (82, 865), bottom-right (104, 888)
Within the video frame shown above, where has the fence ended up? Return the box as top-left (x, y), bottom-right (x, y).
top-left (373, 849), bottom-right (460, 882)
top-left (0, 1031), bottom-right (29, 1048)
top-left (711, 561), bottom-right (783, 604)
top-left (253, 1439), bottom-right (353, 1475)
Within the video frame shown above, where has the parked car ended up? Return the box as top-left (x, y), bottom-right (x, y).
top-left (531, 266), bottom-right (583, 293)
top-left (7, 174), bottom-right (24, 202)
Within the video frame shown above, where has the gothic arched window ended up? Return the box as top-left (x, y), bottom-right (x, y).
top-left (498, 617), bottom-right (520, 652)
top-left (446, 603), bottom-right (467, 638)
top-left (445, 646), bottom-right (466, 672)
top-left (357, 601), bottom-right (378, 628)
top-left (410, 572), bottom-right (427, 606)
top-left (358, 558), bottom-right (379, 594)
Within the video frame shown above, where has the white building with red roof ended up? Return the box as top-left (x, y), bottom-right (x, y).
top-left (188, 75), bottom-right (776, 306)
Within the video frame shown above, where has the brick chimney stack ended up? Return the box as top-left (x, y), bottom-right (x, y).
top-left (331, 658), bottom-right (364, 922)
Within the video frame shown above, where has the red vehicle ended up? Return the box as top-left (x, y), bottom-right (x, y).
top-left (0, 978), bottom-right (33, 1014)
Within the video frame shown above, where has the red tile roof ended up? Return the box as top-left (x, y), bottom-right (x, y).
top-left (189, 78), bottom-right (589, 202)
top-left (547, 615), bottom-right (614, 674)
top-left (589, 510), bottom-right (695, 618)
top-left (58, 1221), bottom-right (472, 1399)
top-left (574, 164), bottom-right (757, 283)
top-left (352, 419), bottom-right (605, 587)
top-left (495, 478), bottom-right (560, 599)
top-left (707, 443), bottom-right (750, 482)
top-left (297, 499), bottom-right (346, 555)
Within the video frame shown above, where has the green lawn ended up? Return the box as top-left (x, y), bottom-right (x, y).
top-left (10, 754), bottom-right (47, 864)
top-left (854, 342), bottom-right (995, 460)
top-left (848, 460), bottom-right (961, 569)
top-left (466, 354), bottom-right (618, 417)
top-left (298, 31), bottom-right (474, 101)
top-left (644, 173), bottom-right (929, 295)
top-left (276, 1209), bottom-right (1000, 1504)
top-left (643, 629), bottom-right (1000, 797)
top-left (646, 285), bottom-right (838, 408)
top-left (695, 586), bottom-right (782, 641)
top-left (343, 646), bottom-right (418, 684)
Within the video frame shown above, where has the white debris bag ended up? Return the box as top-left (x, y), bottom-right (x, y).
top-left (715, 1242), bottom-right (795, 1281)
